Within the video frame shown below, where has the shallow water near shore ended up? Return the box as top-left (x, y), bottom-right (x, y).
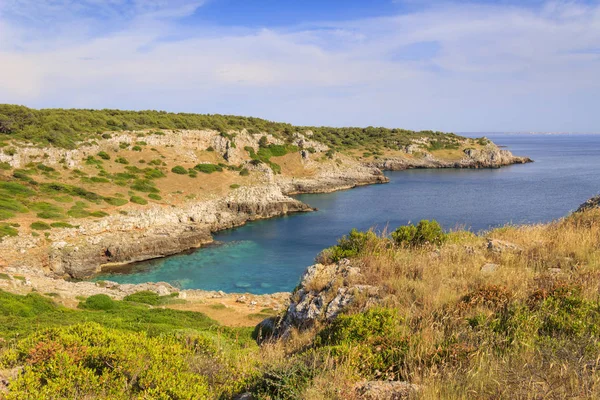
top-left (94, 134), bottom-right (600, 294)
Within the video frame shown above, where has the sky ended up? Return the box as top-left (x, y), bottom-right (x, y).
top-left (0, 0), bottom-right (599, 132)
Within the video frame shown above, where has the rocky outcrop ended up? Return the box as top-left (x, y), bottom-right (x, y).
top-left (577, 195), bottom-right (600, 212)
top-left (355, 381), bottom-right (420, 400)
top-left (276, 163), bottom-right (389, 194)
top-left (368, 145), bottom-right (532, 171)
top-left (262, 259), bottom-right (382, 338)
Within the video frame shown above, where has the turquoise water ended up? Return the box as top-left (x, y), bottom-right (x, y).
top-left (94, 134), bottom-right (600, 294)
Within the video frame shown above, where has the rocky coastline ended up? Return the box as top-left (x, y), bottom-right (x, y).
top-left (0, 129), bottom-right (531, 290)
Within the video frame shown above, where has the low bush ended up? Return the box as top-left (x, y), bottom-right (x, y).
top-left (30, 221), bottom-right (51, 230)
top-left (171, 165), bottom-right (187, 174)
top-left (130, 195), bottom-right (148, 205)
top-left (319, 228), bottom-right (378, 263)
top-left (97, 151), bottom-right (110, 160)
top-left (194, 163), bottom-right (222, 174)
top-left (391, 219), bottom-right (447, 247)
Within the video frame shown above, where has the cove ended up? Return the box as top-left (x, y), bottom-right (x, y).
top-left (94, 134), bottom-right (600, 294)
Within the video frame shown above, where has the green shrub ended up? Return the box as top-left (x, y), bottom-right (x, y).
top-left (321, 228), bottom-right (378, 262)
top-left (194, 163), bottom-right (222, 174)
top-left (131, 179), bottom-right (159, 193)
top-left (0, 198), bottom-right (28, 213)
top-left (79, 294), bottom-right (116, 310)
top-left (206, 146), bottom-right (214, 152)
top-left (130, 196), bottom-right (148, 205)
top-left (148, 193), bottom-right (162, 201)
top-left (171, 165), bottom-right (187, 174)
top-left (97, 151), bottom-right (110, 160)
top-left (0, 210), bottom-right (15, 220)
top-left (391, 219), bottom-right (447, 247)
top-left (36, 164), bottom-right (55, 172)
top-left (104, 197), bottom-right (128, 206)
top-left (89, 211), bottom-right (109, 218)
top-left (316, 308), bottom-right (408, 379)
top-left (31, 221), bottom-right (51, 230)
top-left (115, 157), bottom-right (129, 164)
top-left (50, 222), bottom-right (75, 229)
top-left (132, 145), bottom-right (142, 151)
top-left (144, 168), bottom-right (165, 179)
top-left (239, 168), bottom-right (250, 176)
top-left (123, 291), bottom-right (161, 305)
top-left (0, 223), bottom-right (18, 239)
top-left (0, 161), bottom-right (11, 170)
top-left (230, 184), bottom-right (240, 189)
top-left (2, 323), bottom-right (211, 399)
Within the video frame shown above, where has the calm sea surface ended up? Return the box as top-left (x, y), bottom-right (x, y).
top-left (94, 134), bottom-right (600, 293)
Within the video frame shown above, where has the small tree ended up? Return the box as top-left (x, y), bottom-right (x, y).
top-left (258, 136), bottom-right (269, 148)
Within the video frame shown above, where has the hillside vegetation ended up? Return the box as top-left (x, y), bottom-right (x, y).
top-left (0, 104), bottom-right (460, 150)
top-left (2, 207), bottom-right (600, 399)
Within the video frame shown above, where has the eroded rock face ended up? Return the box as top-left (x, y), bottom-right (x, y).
top-left (0, 185), bottom-right (313, 279)
top-left (577, 195), bottom-right (600, 212)
top-left (487, 239), bottom-right (522, 254)
top-left (265, 259), bottom-right (381, 338)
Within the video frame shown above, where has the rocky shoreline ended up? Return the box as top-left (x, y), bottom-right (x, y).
top-left (0, 129), bottom-right (531, 297)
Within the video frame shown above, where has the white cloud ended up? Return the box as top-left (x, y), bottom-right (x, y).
top-left (0, 1), bottom-right (598, 131)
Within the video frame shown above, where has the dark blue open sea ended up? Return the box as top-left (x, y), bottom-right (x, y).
top-left (94, 134), bottom-right (600, 293)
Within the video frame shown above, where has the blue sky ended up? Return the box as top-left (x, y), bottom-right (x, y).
top-left (0, 0), bottom-right (599, 132)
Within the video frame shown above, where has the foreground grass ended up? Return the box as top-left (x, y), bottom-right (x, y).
top-left (272, 208), bottom-right (600, 399)
top-left (3, 209), bottom-right (600, 399)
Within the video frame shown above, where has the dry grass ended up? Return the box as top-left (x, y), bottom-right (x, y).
top-left (267, 209), bottom-right (600, 399)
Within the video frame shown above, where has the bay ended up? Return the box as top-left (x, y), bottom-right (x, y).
top-left (94, 134), bottom-right (600, 294)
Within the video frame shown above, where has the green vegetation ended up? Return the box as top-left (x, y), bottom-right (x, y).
top-left (147, 193), bottom-right (162, 201)
top-left (245, 143), bottom-right (299, 174)
top-left (130, 195), bottom-right (148, 205)
top-left (96, 151), bottom-right (110, 160)
top-left (123, 291), bottom-right (181, 306)
top-left (0, 291), bottom-right (258, 399)
top-left (391, 219), bottom-right (447, 247)
top-left (0, 223), bottom-right (18, 239)
top-left (30, 221), bottom-right (51, 230)
top-left (0, 105), bottom-right (466, 151)
top-left (317, 228), bottom-right (378, 263)
top-left (239, 168), bottom-right (250, 176)
top-left (171, 165), bottom-right (187, 174)
top-left (194, 163), bottom-right (222, 174)
top-left (230, 184), bottom-right (241, 189)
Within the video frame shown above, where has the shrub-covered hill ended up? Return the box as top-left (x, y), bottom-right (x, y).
top-left (2, 206), bottom-right (600, 399)
top-left (0, 104), bottom-right (462, 149)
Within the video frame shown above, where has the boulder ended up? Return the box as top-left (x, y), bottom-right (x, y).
top-left (487, 239), bottom-right (522, 253)
top-left (481, 263), bottom-right (499, 273)
top-left (577, 195), bottom-right (600, 213)
top-left (355, 381), bottom-right (420, 400)
top-left (269, 260), bottom-right (380, 337)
